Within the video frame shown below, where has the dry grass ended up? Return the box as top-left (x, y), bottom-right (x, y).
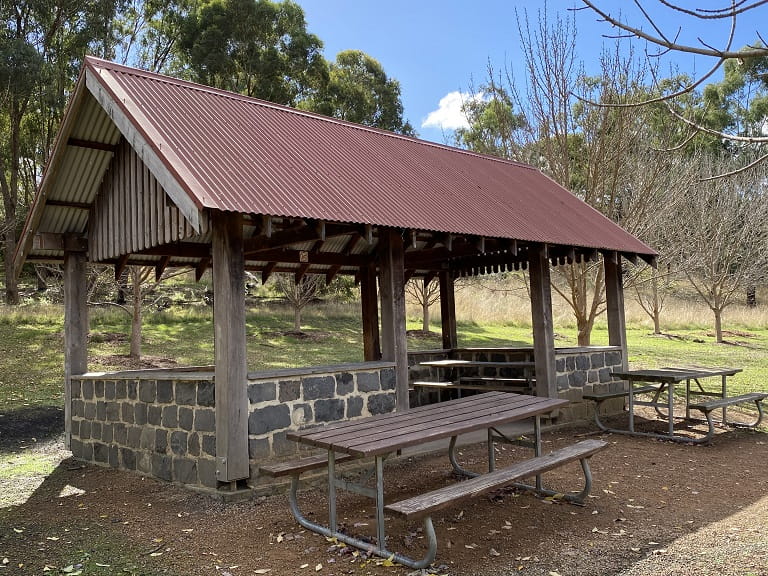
top-left (404, 276), bottom-right (768, 333)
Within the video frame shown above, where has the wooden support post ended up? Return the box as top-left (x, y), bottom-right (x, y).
top-left (63, 242), bottom-right (88, 449)
top-left (604, 251), bottom-right (629, 371)
top-left (212, 211), bottom-right (249, 482)
top-left (378, 229), bottom-right (409, 411)
top-left (360, 262), bottom-right (381, 361)
top-left (439, 270), bottom-right (458, 351)
top-left (529, 245), bottom-right (557, 398)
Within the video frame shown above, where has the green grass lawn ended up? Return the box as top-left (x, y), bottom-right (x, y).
top-left (1, 302), bottom-right (767, 411)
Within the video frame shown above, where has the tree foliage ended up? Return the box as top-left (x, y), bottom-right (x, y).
top-left (177, 0), bottom-right (327, 104)
top-left (301, 49), bottom-right (414, 134)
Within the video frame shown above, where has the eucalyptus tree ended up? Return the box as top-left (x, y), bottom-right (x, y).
top-left (177, 0), bottom-right (326, 105)
top-left (116, 0), bottom-right (194, 73)
top-left (454, 80), bottom-right (526, 159)
top-left (301, 49), bottom-right (414, 135)
top-left (1, 0), bottom-right (123, 304)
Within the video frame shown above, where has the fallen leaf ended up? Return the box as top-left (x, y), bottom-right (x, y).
top-left (465, 544), bottom-right (477, 549)
top-left (315, 563), bottom-right (322, 571)
top-left (380, 555), bottom-right (396, 567)
top-left (300, 564), bottom-right (309, 569)
top-left (489, 548), bottom-right (501, 557)
top-left (254, 570), bottom-right (271, 574)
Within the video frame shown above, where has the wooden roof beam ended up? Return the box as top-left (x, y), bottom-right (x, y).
top-left (262, 262), bottom-right (276, 284)
top-left (67, 137), bottom-right (117, 153)
top-left (115, 255), bottom-right (129, 281)
top-left (195, 257), bottom-right (210, 282)
top-left (155, 255), bottom-right (171, 281)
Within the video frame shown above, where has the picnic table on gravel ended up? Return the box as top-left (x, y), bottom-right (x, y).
top-left (264, 391), bottom-right (608, 569)
top-left (584, 366), bottom-right (766, 443)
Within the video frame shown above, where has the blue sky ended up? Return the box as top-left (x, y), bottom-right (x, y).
top-left (298, 0), bottom-right (764, 143)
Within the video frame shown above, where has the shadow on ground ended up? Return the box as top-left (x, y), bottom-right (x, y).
top-left (0, 405), bottom-right (64, 452)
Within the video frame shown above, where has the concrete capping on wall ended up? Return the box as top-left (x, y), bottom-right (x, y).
top-left (68, 361), bottom-right (397, 491)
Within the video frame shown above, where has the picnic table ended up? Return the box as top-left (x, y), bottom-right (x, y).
top-left (414, 358), bottom-right (536, 398)
top-left (263, 392), bottom-right (608, 568)
top-left (584, 366), bottom-right (766, 443)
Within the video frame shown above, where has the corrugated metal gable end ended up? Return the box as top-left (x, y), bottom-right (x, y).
top-left (86, 57), bottom-right (654, 256)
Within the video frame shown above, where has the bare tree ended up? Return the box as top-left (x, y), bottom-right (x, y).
top-left (274, 273), bottom-right (324, 332)
top-left (513, 10), bottom-right (670, 345)
top-left (578, 1), bottom-right (768, 175)
top-left (669, 155), bottom-right (768, 342)
top-left (406, 277), bottom-right (441, 333)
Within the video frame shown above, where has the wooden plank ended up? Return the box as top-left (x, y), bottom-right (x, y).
top-left (421, 360), bottom-right (535, 368)
top-left (289, 392), bottom-right (526, 441)
top-left (385, 440), bottom-right (609, 520)
top-left (212, 211), bottom-right (249, 482)
top-left (439, 270), bottom-right (458, 350)
top-left (582, 385), bottom-right (662, 401)
top-left (689, 392), bottom-right (768, 412)
top-left (529, 244), bottom-right (557, 398)
top-left (260, 453), bottom-right (355, 477)
top-left (360, 262), bottom-right (381, 361)
top-left (63, 246), bottom-right (88, 450)
top-left (378, 228), bottom-right (408, 411)
top-left (85, 68), bottom-right (202, 232)
top-left (604, 252), bottom-right (628, 371)
top-left (413, 381), bottom-right (531, 393)
top-left (293, 395), bottom-right (567, 457)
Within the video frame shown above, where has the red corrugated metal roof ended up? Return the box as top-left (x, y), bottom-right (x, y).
top-left (84, 57), bottom-right (654, 256)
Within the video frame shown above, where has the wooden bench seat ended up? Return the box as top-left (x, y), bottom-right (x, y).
top-left (413, 379), bottom-right (532, 394)
top-left (260, 452), bottom-right (354, 478)
top-left (582, 385), bottom-right (662, 402)
top-left (689, 392), bottom-right (768, 413)
top-left (689, 392), bottom-right (768, 432)
top-left (385, 439), bottom-right (608, 521)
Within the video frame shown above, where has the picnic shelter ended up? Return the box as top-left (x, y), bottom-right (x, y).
top-left (14, 57), bottom-right (656, 491)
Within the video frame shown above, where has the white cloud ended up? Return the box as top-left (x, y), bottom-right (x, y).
top-left (421, 91), bottom-right (482, 131)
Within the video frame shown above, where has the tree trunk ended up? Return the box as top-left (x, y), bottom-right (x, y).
top-left (1, 102), bottom-right (23, 305)
top-left (422, 299), bottom-right (430, 332)
top-left (651, 271), bottom-right (661, 335)
top-left (746, 286), bottom-right (757, 308)
top-left (713, 307), bottom-right (723, 344)
top-left (294, 306), bottom-right (302, 331)
top-left (577, 316), bottom-right (593, 346)
top-left (35, 265), bottom-right (48, 292)
top-left (130, 275), bottom-right (142, 360)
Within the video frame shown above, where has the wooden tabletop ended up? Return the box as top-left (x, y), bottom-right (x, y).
top-left (287, 392), bottom-right (567, 457)
top-left (612, 366), bottom-right (742, 383)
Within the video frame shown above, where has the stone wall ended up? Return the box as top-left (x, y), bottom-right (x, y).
top-left (69, 368), bottom-right (217, 487)
top-left (245, 362), bottom-right (396, 479)
top-left (554, 346), bottom-right (624, 421)
top-left (68, 362), bottom-right (396, 491)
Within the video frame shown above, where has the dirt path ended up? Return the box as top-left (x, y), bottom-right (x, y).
top-left (1, 408), bottom-right (767, 576)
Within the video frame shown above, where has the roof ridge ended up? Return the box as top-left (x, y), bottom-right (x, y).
top-left (84, 57), bottom-right (535, 171)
